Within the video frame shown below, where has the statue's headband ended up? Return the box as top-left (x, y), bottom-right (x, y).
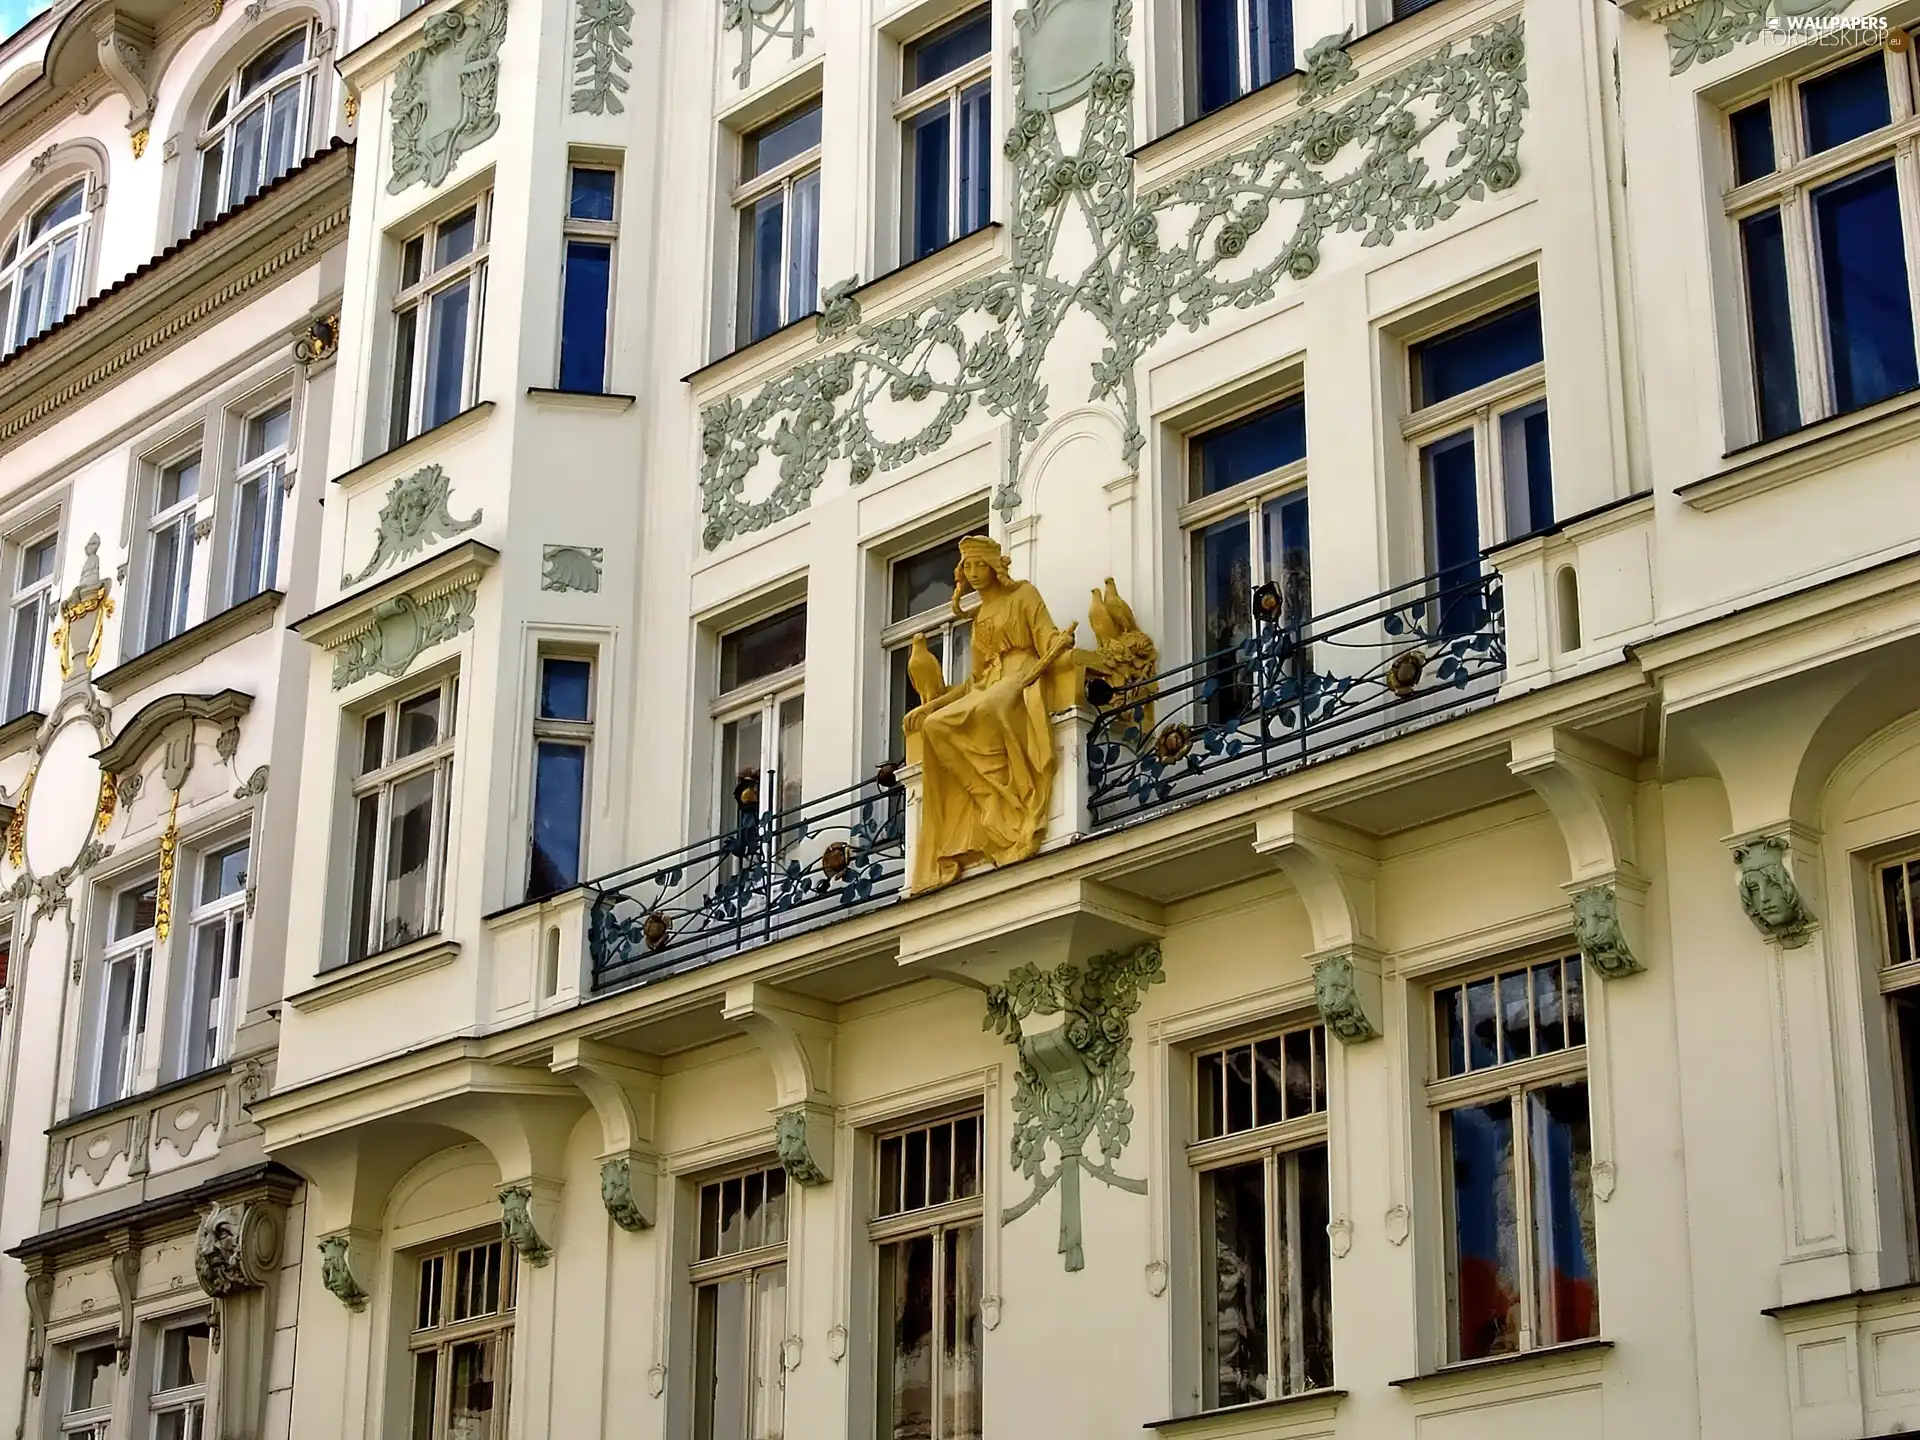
top-left (957, 534), bottom-right (1001, 563)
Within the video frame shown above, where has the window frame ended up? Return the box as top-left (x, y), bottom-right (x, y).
top-left (690, 1160), bottom-right (790, 1440)
top-left (147, 1314), bottom-right (213, 1440)
top-left (194, 22), bottom-right (322, 227)
top-left (712, 608), bottom-right (807, 828)
top-left (406, 1234), bottom-right (517, 1440)
top-left (558, 163), bottom-right (620, 394)
top-left (178, 836), bottom-right (249, 1079)
top-left (140, 444), bottom-right (204, 655)
top-left (4, 526), bottom-right (57, 720)
top-left (0, 176), bottom-right (92, 357)
top-left (1185, 0), bottom-right (1296, 118)
top-left (58, 1337), bottom-right (118, 1440)
top-left (345, 672), bottom-right (459, 966)
top-left (389, 195), bottom-right (493, 448)
top-left (1721, 40), bottom-right (1920, 440)
top-left (526, 651), bottom-right (594, 900)
top-left (227, 396), bottom-right (294, 607)
top-left (732, 100), bottom-right (823, 346)
top-left (880, 531), bottom-right (978, 759)
top-left (896, 7), bottom-right (993, 262)
top-left (92, 873), bottom-right (161, 1108)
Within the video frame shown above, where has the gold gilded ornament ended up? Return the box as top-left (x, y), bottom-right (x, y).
top-left (153, 790), bottom-right (180, 941)
top-left (94, 772), bottom-right (116, 835)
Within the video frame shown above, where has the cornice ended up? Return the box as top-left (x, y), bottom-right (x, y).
top-left (91, 687), bottom-right (253, 773)
top-left (0, 142), bottom-right (354, 458)
top-left (292, 537), bottom-right (498, 648)
top-left (7, 1161), bottom-right (300, 1266)
top-left (93, 590), bottom-right (281, 698)
top-left (334, 0), bottom-right (463, 89)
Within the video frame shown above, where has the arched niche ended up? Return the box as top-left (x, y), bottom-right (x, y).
top-left (1006, 405), bottom-right (1143, 639)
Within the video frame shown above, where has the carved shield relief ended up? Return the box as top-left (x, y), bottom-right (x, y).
top-left (1016, 0), bottom-right (1117, 113)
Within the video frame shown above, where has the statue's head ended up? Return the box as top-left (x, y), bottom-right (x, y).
top-left (952, 535), bottom-right (1013, 611)
top-left (1736, 839), bottom-right (1804, 929)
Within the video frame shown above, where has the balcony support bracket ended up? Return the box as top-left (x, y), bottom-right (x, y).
top-left (552, 1039), bottom-right (661, 1230)
top-left (723, 983), bottom-right (836, 1185)
top-left (1253, 810), bottom-right (1384, 1042)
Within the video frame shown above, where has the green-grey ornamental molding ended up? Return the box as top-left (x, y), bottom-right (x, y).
top-left (316, 1235), bottom-right (368, 1310)
top-left (1571, 882), bottom-right (1643, 978)
top-left (1299, 31), bottom-right (1358, 101)
top-left (599, 1156), bottom-right (652, 1230)
top-left (498, 1184), bottom-right (552, 1266)
top-left (1659, 0), bottom-right (1843, 73)
top-left (330, 584), bottom-right (478, 689)
top-left (696, 1), bottom-right (1528, 547)
top-left (724, 0), bottom-right (810, 88)
top-left (1016, 0), bottom-right (1117, 113)
top-left (1312, 952), bottom-right (1379, 1042)
top-left (985, 941), bottom-right (1164, 1273)
top-left (571, 0), bottom-right (633, 115)
top-left (344, 464), bottom-right (482, 586)
top-left (388, 0), bottom-right (510, 194)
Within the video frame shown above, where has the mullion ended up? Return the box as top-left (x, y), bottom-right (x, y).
top-left (1263, 1150), bottom-right (1281, 1400)
top-left (1510, 1087), bottom-right (1536, 1350)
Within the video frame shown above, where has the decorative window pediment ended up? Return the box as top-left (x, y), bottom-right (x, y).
top-left (293, 538), bottom-right (496, 690)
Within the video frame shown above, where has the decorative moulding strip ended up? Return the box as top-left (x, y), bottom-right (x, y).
top-left (285, 937), bottom-right (462, 1012)
top-left (1679, 390), bottom-right (1920, 514)
top-left (91, 689), bottom-right (254, 773)
top-left (0, 710), bottom-right (44, 762)
top-left (524, 388), bottom-right (637, 411)
top-left (92, 593), bottom-right (281, 700)
top-left (329, 402), bottom-right (495, 490)
top-left (1143, 1389), bottom-right (1347, 1437)
top-left (293, 538), bottom-right (499, 649)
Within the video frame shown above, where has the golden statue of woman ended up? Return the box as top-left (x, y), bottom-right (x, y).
top-left (906, 535), bottom-right (1077, 892)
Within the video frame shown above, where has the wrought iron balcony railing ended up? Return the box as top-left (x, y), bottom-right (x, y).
top-left (587, 767), bottom-right (907, 993)
top-left (1087, 569), bottom-right (1505, 826)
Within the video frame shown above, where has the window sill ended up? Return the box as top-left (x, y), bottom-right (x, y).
top-left (526, 387), bottom-right (636, 412)
top-left (1389, 1338), bottom-right (1613, 1391)
top-left (94, 590), bottom-right (282, 700)
top-left (1763, 1280), bottom-right (1920, 1320)
top-left (288, 934), bottom-right (461, 1012)
top-left (0, 709), bottom-right (43, 761)
top-left (330, 401), bottom-right (495, 489)
top-left (1679, 386), bottom-right (1920, 513)
top-left (1144, 1389), bottom-right (1345, 1436)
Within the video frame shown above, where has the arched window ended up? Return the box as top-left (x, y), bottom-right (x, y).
top-left (0, 178), bottom-right (90, 356)
top-left (195, 24), bottom-right (319, 226)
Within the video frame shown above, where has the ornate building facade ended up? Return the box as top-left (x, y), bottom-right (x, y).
top-left (0, 0), bottom-right (351, 1435)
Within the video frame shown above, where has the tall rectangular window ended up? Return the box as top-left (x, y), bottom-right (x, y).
top-left (735, 103), bottom-right (822, 346)
top-left (1726, 49), bottom-right (1920, 441)
top-left (883, 534), bottom-right (975, 757)
top-left (1430, 954), bottom-right (1598, 1362)
top-left (528, 655), bottom-right (592, 899)
top-left (346, 675), bottom-right (458, 965)
top-left (149, 1320), bottom-right (212, 1440)
top-left (5, 530), bottom-right (55, 719)
top-left (180, 841), bottom-right (247, 1077)
top-left (231, 400), bottom-right (291, 604)
top-left (694, 1164), bottom-right (788, 1440)
top-left (144, 453), bottom-right (201, 652)
top-left (900, 9), bottom-right (992, 262)
top-left (715, 607), bottom-right (806, 828)
top-left (873, 1112), bottom-right (984, 1439)
top-left (1192, 1021), bottom-right (1332, 1407)
top-left (60, 1341), bottom-right (116, 1439)
top-left (409, 1237), bottom-right (515, 1440)
top-left (1877, 855), bottom-right (1920, 1258)
top-left (391, 197), bottom-right (491, 447)
top-left (1191, 0), bottom-right (1293, 117)
top-left (93, 877), bottom-right (159, 1106)
top-left (559, 166), bottom-right (617, 393)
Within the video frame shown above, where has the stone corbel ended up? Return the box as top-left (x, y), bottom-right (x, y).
top-left (551, 1038), bottom-right (660, 1231)
top-left (1729, 824), bottom-right (1820, 948)
top-left (110, 1237), bottom-right (139, 1371)
top-left (722, 982), bottom-right (835, 1184)
top-left (316, 1231), bottom-right (370, 1310)
top-left (499, 1182), bottom-right (554, 1266)
top-left (24, 1266), bottom-right (52, 1395)
top-left (1252, 809), bottom-right (1383, 1042)
top-left (94, 13), bottom-right (156, 134)
top-left (194, 1199), bottom-right (282, 1440)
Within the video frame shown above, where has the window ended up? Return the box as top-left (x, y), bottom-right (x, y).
top-left (143, 452), bottom-right (201, 653)
top-left (1191, 0), bottom-right (1293, 117)
top-left (872, 1112), bottom-right (984, 1439)
top-left (528, 655), bottom-right (592, 899)
top-left (559, 166), bottom-right (617, 393)
top-left (5, 531), bottom-right (55, 719)
top-left (1407, 298), bottom-right (1549, 630)
top-left (196, 26), bottom-right (317, 226)
top-left (735, 102), bottom-right (821, 345)
top-left (231, 401), bottom-right (290, 604)
top-left (900, 9), bottom-right (991, 262)
top-left (93, 877), bottom-right (158, 1106)
top-left (1192, 1021), bottom-right (1331, 1407)
top-left (1877, 855), bottom-right (1920, 1255)
top-left (149, 1320), bottom-right (211, 1440)
top-left (1726, 48), bottom-right (1920, 441)
top-left (693, 1163), bottom-right (788, 1440)
top-left (715, 607), bottom-right (805, 826)
top-left (60, 1341), bottom-right (116, 1439)
top-left (180, 842), bottom-right (247, 1077)
top-left (347, 675), bottom-right (457, 964)
top-left (883, 536), bottom-right (973, 755)
top-left (0, 179), bottom-right (89, 355)
top-left (390, 198), bottom-right (491, 447)
top-left (1430, 953), bottom-right (1597, 1362)
top-left (409, 1237), bottom-right (515, 1440)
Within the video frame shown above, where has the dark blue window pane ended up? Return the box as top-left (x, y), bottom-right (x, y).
top-left (1813, 163), bottom-right (1918, 413)
top-left (1741, 209), bottom-right (1800, 439)
top-left (1498, 400), bottom-right (1552, 537)
top-left (910, 104), bottom-right (952, 259)
top-left (745, 190), bottom-right (785, 343)
top-left (530, 741), bottom-right (586, 897)
top-left (909, 8), bottom-right (991, 88)
top-left (1448, 1100), bottom-right (1521, 1361)
top-left (958, 81), bottom-right (992, 239)
top-left (1196, 397), bottom-right (1307, 496)
top-left (1260, 491), bottom-right (1311, 620)
top-left (1196, 515), bottom-right (1252, 657)
top-left (1414, 299), bottom-right (1544, 407)
top-left (746, 103), bottom-right (821, 178)
top-left (1801, 54), bottom-right (1890, 156)
top-left (1250, 0), bottom-right (1293, 89)
top-left (540, 658), bottom-right (593, 721)
top-left (1195, 0), bottom-right (1242, 115)
top-left (423, 282), bottom-right (470, 429)
top-left (558, 240), bottom-right (611, 393)
top-left (1394, 0), bottom-right (1443, 15)
top-left (1425, 431), bottom-right (1483, 635)
top-left (569, 168), bottom-right (616, 222)
top-left (1730, 102), bottom-right (1775, 185)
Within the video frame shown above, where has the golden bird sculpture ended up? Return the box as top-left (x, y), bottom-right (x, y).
top-left (1083, 576), bottom-right (1159, 724)
top-left (1102, 577), bottom-right (1138, 635)
top-left (907, 631), bottom-right (947, 707)
top-left (1088, 585), bottom-right (1118, 648)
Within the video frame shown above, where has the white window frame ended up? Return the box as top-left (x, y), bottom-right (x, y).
top-left (896, 8), bottom-right (992, 261)
top-left (407, 1235), bottom-right (516, 1440)
top-left (881, 534), bottom-right (976, 759)
top-left (147, 1315), bottom-right (212, 1440)
top-left (1874, 851), bottom-right (1920, 1260)
top-left (1183, 393), bottom-right (1311, 652)
top-left (194, 23), bottom-right (322, 227)
top-left (732, 102), bottom-right (822, 346)
top-left (713, 610), bottom-right (806, 829)
top-left (4, 527), bottom-right (57, 720)
top-left (178, 838), bottom-right (248, 1078)
top-left (1184, 0), bottom-right (1294, 114)
top-left (228, 397), bottom-right (293, 606)
top-left (346, 673), bottom-right (458, 965)
top-left (0, 176), bottom-right (91, 356)
top-left (1427, 950), bottom-right (1597, 1363)
top-left (690, 1162), bottom-right (789, 1440)
top-left (59, 1337), bottom-right (118, 1440)
top-left (140, 447), bottom-right (203, 654)
top-left (389, 196), bottom-right (492, 448)
top-left (526, 652), bottom-right (594, 898)
top-left (92, 875), bottom-right (159, 1107)
top-left (1721, 39), bottom-right (1920, 439)
top-left (558, 163), bottom-right (619, 393)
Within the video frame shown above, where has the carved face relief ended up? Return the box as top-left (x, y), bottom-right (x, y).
top-left (1734, 837), bottom-right (1814, 943)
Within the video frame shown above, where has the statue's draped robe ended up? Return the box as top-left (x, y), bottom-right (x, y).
top-left (915, 580), bottom-right (1065, 891)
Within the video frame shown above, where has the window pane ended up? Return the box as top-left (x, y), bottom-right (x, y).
top-left (909, 103), bottom-right (953, 260)
top-left (1249, 0), bottom-right (1294, 90)
top-left (1260, 490), bottom-right (1311, 624)
top-left (1566, 955), bottom-right (1586, 1046)
top-left (227, 103), bottom-right (267, 208)
top-left (1282, 1029), bottom-right (1313, 1118)
top-left (1252, 1034), bottom-right (1285, 1127)
top-left (198, 142), bottom-right (225, 226)
top-left (1533, 960), bottom-right (1566, 1052)
top-left (435, 208), bottom-right (479, 269)
top-left (787, 168), bottom-right (821, 322)
top-left (69, 1345), bottom-right (115, 1410)
top-left (31, 182), bottom-right (83, 236)
top-left (569, 167), bottom-right (617, 221)
top-left (530, 740), bottom-right (586, 897)
top-left (159, 1323), bottom-right (211, 1390)
top-left (1436, 986), bottom-right (1465, 1078)
top-left (540, 658), bottom-right (593, 720)
top-left (390, 306), bottom-right (419, 446)
top-left (955, 1114), bottom-right (980, 1199)
top-left (695, 1277), bottom-right (747, 1440)
top-left (21, 537), bottom-right (54, 586)
top-left (1499, 969), bottom-right (1532, 1063)
top-left (1812, 163), bottom-right (1918, 414)
top-left (1888, 862), bottom-right (1917, 966)
top-left (908, 8), bottom-right (990, 87)
top-left (154, 1405), bottom-right (203, 1440)
top-left (941, 1225), bottom-right (984, 1438)
top-left (114, 881), bottom-right (159, 939)
top-left (348, 793), bottom-right (379, 962)
top-left (1413, 300), bottom-right (1544, 407)
top-left (720, 711), bottom-right (764, 813)
top-left (240, 29), bottom-right (307, 94)
top-left (397, 689), bottom-right (443, 756)
top-left (423, 278), bottom-right (473, 429)
top-left (894, 541), bottom-right (963, 623)
top-left (1203, 1160), bottom-right (1269, 1408)
top-left (1498, 399), bottom-right (1553, 538)
top-left (745, 103), bottom-right (822, 177)
top-left (1801, 53), bottom-right (1891, 156)
top-left (12, 252), bottom-right (45, 348)
top-left (1741, 209), bottom-right (1800, 439)
top-left (958, 81), bottom-right (992, 239)
top-left (1447, 1099), bottom-right (1521, 1361)
top-left (1464, 974), bottom-right (1497, 1071)
top-left (1197, 1048), bottom-right (1225, 1140)
top-left (1277, 1145), bottom-right (1333, 1393)
top-left (1528, 1082), bottom-right (1599, 1346)
top-left (96, 953), bottom-right (142, 1102)
top-left (381, 769), bottom-right (438, 948)
top-left (1730, 101), bottom-right (1775, 184)
top-left (743, 189), bottom-right (786, 344)
top-left (750, 1266), bottom-right (787, 1436)
top-left (559, 239), bottom-right (613, 393)
top-left (1424, 430), bottom-right (1482, 633)
top-left (1194, 513), bottom-right (1253, 657)
top-left (878, 1233), bottom-right (936, 1439)
top-left (361, 713), bottom-right (388, 774)
top-left (776, 694), bottom-right (805, 815)
top-left (721, 607), bottom-right (807, 690)
top-left (1194, 0), bottom-right (1242, 115)
top-left (447, 1338), bottom-right (499, 1437)
top-left (1224, 1044), bottom-right (1253, 1134)
top-left (184, 919), bottom-right (231, 1073)
top-left (764, 1165), bottom-right (788, 1244)
top-left (7, 597), bottom-right (42, 718)
top-left (244, 403), bottom-right (292, 461)
top-left (1895, 997), bottom-right (1920, 1243)
top-left (43, 233), bottom-right (76, 331)
top-left (409, 1350), bottom-right (437, 1440)
top-left (264, 84), bottom-right (301, 185)
top-left (1196, 397), bottom-right (1306, 497)
top-left (401, 236), bottom-right (425, 289)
